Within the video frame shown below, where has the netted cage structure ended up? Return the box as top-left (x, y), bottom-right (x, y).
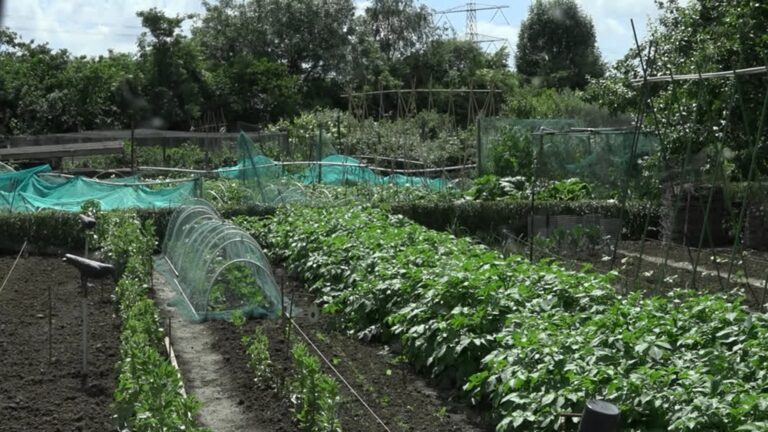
top-left (161, 199), bottom-right (282, 320)
top-left (528, 128), bottom-right (661, 252)
top-left (534, 128), bottom-right (660, 199)
top-left (477, 118), bottom-right (581, 176)
top-left (475, 120), bottom-right (663, 263)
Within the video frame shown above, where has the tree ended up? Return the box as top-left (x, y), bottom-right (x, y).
top-left (192, 0), bottom-right (355, 112)
top-left (136, 8), bottom-right (207, 129)
top-left (343, 0), bottom-right (445, 92)
top-left (586, 0), bottom-right (768, 178)
top-left (361, 0), bottom-right (438, 63)
top-left (515, 0), bottom-right (605, 89)
top-left (0, 29), bottom-right (134, 134)
top-left (193, 0), bottom-right (354, 84)
top-left (208, 56), bottom-right (299, 125)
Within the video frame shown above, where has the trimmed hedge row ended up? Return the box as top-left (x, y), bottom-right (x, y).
top-left (0, 200), bottom-right (655, 255)
top-left (391, 200), bottom-right (662, 240)
top-left (0, 211), bottom-right (85, 253)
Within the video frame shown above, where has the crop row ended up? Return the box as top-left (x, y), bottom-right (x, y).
top-left (236, 206), bottom-right (768, 432)
top-left (238, 317), bottom-right (343, 432)
top-left (94, 210), bottom-right (206, 431)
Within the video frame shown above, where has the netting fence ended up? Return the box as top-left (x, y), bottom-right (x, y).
top-left (0, 164), bottom-right (200, 213)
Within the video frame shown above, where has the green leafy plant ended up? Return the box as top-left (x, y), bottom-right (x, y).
top-left (242, 326), bottom-right (272, 385)
top-left (489, 126), bottom-right (534, 177)
top-left (236, 206), bottom-right (768, 431)
top-left (208, 261), bottom-right (267, 312)
top-left (468, 176), bottom-right (593, 202)
top-left (230, 309), bottom-right (246, 328)
top-left (97, 210), bottom-right (207, 431)
top-left (289, 341), bottom-right (342, 432)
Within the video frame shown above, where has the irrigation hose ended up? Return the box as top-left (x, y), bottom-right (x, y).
top-left (0, 240), bottom-right (27, 297)
top-left (288, 317), bottom-right (393, 432)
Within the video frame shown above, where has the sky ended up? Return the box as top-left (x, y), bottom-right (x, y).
top-left (0, 0), bottom-right (662, 64)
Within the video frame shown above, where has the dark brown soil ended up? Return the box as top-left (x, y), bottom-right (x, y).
top-left (206, 266), bottom-right (485, 432)
top-left (0, 255), bottom-right (119, 432)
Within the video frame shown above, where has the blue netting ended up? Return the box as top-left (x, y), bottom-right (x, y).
top-left (0, 165), bottom-right (199, 213)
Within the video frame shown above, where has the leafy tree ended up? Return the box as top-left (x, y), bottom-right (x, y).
top-left (208, 56), bottom-right (299, 125)
top-left (136, 8), bottom-right (207, 129)
top-left (193, 0), bottom-right (354, 87)
top-left (395, 39), bottom-right (515, 120)
top-left (587, 0), bottom-right (768, 178)
top-left (515, 0), bottom-right (605, 89)
top-left (0, 29), bottom-right (134, 134)
top-left (361, 0), bottom-right (438, 63)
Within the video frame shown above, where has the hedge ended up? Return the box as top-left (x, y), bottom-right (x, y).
top-left (391, 200), bottom-right (662, 240)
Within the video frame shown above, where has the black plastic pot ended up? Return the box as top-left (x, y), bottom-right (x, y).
top-left (578, 400), bottom-right (620, 432)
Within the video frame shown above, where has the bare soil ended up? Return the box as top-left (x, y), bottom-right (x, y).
top-left (0, 255), bottom-right (119, 432)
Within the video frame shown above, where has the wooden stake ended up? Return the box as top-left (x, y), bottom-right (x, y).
top-left (81, 297), bottom-right (88, 388)
top-left (48, 284), bottom-right (52, 364)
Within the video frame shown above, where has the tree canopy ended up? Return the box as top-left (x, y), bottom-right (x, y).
top-left (587, 0), bottom-right (768, 178)
top-left (0, 0), bottom-right (563, 134)
top-left (515, 0), bottom-right (605, 89)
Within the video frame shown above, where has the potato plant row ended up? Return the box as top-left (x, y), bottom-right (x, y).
top-left (236, 206), bottom-right (768, 432)
top-left (95, 211), bottom-right (207, 431)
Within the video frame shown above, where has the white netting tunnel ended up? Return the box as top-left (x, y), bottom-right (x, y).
top-left (161, 199), bottom-right (282, 320)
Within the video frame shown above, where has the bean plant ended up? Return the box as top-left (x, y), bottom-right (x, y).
top-left (290, 341), bottom-right (342, 432)
top-left (98, 210), bottom-right (206, 431)
top-left (242, 326), bottom-right (272, 385)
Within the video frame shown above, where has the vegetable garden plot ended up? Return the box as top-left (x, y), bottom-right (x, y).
top-left (0, 255), bottom-right (119, 432)
top-left (236, 206), bottom-right (768, 432)
top-left (206, 264), bottom-right (483, 432)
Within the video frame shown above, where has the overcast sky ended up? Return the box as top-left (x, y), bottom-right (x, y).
top-left (1, 0), bottom-right (661, 63)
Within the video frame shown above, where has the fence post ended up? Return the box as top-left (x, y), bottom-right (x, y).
top-left (130, 119), bottom-right (136, 174)
top-left (476, 116), bottom-right (482, 177)
top-left (317, 126), bottom-right (323, 184)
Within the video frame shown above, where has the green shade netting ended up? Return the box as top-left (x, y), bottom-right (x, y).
top-left (0, 164), bottom-right (199, 212)
top-left (299, 154), bottom-right (447, 189)
top-left (536, 130), bottom-right (660, 198)
top-left (0, 164), bottom-right (52, 192)
top-left (478, 118), bottom-right (581, 175)
top-left (217, 132), bottom-right (447, 192)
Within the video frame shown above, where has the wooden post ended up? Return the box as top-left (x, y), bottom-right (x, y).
top-left (48, 284), bottom-right (52, 364)
top-left (130, 119), bottom-right (136, 174)
top-left (317, 127), bottom-right (323, 184)
top-left (81, 297), bottom-right (88, 387)
top-left (476, 116), bottom-right (482, 176)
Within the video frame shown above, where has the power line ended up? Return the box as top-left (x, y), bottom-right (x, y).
top-left (4, 25), bottom-right (140, 38)
top-left (3, 14), bottom-right (144, 30)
